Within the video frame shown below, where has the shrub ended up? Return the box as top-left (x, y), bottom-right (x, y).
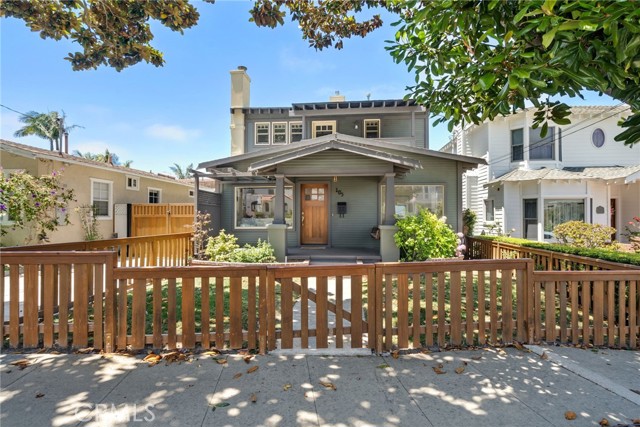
top-left (232, 239), bottom-right (276, 263)
top-left (76, 204), bottom-right (101, 241)
top-left (553, 221), bottom-right (617, 249)
top-left (462, 208), bottom-right (477, 236)
top-left (394, 209), bottom-right (457, 261)
top-left (205, 229), bottom-right (239, 262)
top-left (205, 231), bottom-right (276, 263)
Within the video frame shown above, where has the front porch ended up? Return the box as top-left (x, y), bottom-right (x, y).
top-left (285, 246), bottom-right (381, 264)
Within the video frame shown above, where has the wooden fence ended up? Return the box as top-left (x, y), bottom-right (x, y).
top-left (2, 253), bottom-right (639, 352)
top-left (3, 232), bottom-right (193, 267)
top-left (130, 204), bottom-right (194, 237)
top-left (467, 237), bottom-right (640, 271)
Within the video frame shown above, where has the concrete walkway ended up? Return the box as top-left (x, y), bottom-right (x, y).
top-left (1, 347), bottom-right (638, 426)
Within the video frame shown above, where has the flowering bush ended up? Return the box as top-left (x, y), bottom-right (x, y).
top-left (553, 221), bottom-right (617, 250)
top-left (394, 209), bottom-right (457, 261)
top-left (0, 169), bottom-right (75, 244)
top-left (75, 204), bottom-right (101, 241)
top-left (624, 216), bottom-right (640, 252)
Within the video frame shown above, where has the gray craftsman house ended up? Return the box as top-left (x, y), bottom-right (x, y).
top-left (195, 66), bottom-right (484, 261)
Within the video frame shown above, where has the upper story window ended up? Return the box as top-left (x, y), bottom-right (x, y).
top-left (312, 121), bottom-right (336, 138)
top-left (148, 188), bottom-right (161, 204)
top-left (290, 122), bottom-right (303, 143)
top-left (529, 126), bottom-right (555, 160)
top-left (364, 119), bottom-right (380, 138)
top-left (255, 123), bottom-right (270, 145)
top-left (91, 178), bottom-right (112, 219)
top-left (592, 128), bottom-right (605, 148)
top-left (126, 175), bottom-right (139, 191)
top-left (511, 128), bottom-right (524, 161)
top-left (272, 122), bottom-right (287, 145)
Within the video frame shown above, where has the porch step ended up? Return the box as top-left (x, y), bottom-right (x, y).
top-left (286, 255), bottom-right (381, 265)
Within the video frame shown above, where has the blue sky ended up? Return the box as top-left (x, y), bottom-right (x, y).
top-left (1, 1), bottom-right (617, 175)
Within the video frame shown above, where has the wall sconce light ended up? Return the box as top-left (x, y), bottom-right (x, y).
top-left (354, 121), bottom-right (359, 130)
top-left (333, 176), bottom-right (338, 183)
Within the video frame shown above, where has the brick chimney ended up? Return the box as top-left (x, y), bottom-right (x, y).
top-left (230, 66), bottom-right (250, 155)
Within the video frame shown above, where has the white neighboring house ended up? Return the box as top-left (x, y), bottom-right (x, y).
top-left (441, 105), bottom-right (640, 242)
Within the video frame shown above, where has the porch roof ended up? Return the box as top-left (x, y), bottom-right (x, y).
top-left (488, 165), bottom-right (640, 185)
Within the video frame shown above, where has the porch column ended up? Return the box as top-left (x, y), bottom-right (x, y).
top-left (273, 174), bottom-right (285, 225)
top-left (384, 173), bottom-right (396, 225)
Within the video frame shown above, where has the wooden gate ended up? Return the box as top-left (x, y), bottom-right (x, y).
top-left (130, 204), bottom-right (194, 237)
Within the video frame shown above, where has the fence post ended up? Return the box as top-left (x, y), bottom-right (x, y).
top-left (374, 264), bottom-right (384, 354)
top-left (104, 252), bottom-right (117, 353)
top-left (525, 259), bottom-right (535, 344)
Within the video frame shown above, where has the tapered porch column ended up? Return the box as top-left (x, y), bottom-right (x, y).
top-left (383, 173), bottom-right (396, 225)
top-left (380, 173), bottom-right (399, 261)
top-left (273, 174), bottom-right (285, 225)
top-left (268, 174), bottom-right (287, 261)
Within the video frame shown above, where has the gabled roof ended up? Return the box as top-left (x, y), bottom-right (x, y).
top-left (1, 139), bottom-right (192, 187)
top-left (488, 165), bottom-right (640, 185)
top-left (197, 133), bottom-right (485, 172)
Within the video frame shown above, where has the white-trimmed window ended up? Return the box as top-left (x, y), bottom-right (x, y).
top-left (255, 123), bottom-right (270, 145)
top-left (290, 122), bottom-right (303, 143)
top-left (511, 128), bottom-right (524, 161)
top-left (484, 199), bottom-right (495, 221)
top-left (126, 175), bottom-right (139, 191)
top-left (272, 122), bottom-right (288, 144)
top-left (312, 121), bottom-right (336, 138)
top-left (529, 126), bottom-right (556, 160)
top-left (363, 119), bottom-right (381, 138)
top-left (235, 186), bottom-right (294, 229)
top-left (91, 178), bottom-right (113, 219)
top-left (381, 184), bottom-right (445, 218)
top-left (189, 189), bottom-right (195, 198)
top-left (544, 199), bottom-right (585, 235)
top-left (148, 188), bottom-right (162, 204)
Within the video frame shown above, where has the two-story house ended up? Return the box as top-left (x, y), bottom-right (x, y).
top-left (442, 105), bottom-right (640, 242)
top-left (195, 66), bottom-right (485, 261)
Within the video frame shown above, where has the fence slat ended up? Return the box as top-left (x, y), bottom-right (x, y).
top-left (167, 278), bottom-right (177, 349)
top-left (266, 271), bottom-right (276, 351)
top-left (582, 281), bottom-right (591, 345)
top-left (201, 277), bottom-right (211, 349)
top-left (450, 271), bottom-right (461, 346)
top-left (425, 273), bottom-right (434, 346)
top-left (258, 270), bottom-right (267, 354)
top-left (412, 273), bottom-right (421, 348)
top-left (94, 264), bottom-right (104, 350)
top-left (280, 277), bottom-right (293, 349)
top-left (229, 276), bottom-right (242, 349)
top-left (335, 276), bottom-right (343, 349)
top-left (247, 276), bottom-right (256, 350)
top-left (23, 265), bottom-right (39, 347)
top-left (559, 280), bottom-right (567, 343)
top-left (607, 281), bottom-right (615, 347)
top-left (437, 272), bottom-right (446, 347)
top-left (618, 281), bottom-right (626, 347)
top-left (43, 265), bottom-right (55, 348)
top-left (570, 281), bottom-right (579, 345)
top-left (629, 281), bottom-right (637, 349)
top-left (182, 276), bottom-right (196, 349)
top-left (477, 271), bottom-right (485, 345)
top-left (351, 275), bottom-right (363, 348)
top-left (516, 269), bottom-right (526, 343)
top-left (300, 277), bottom-right (309, 349)
top-left (489, 270), bottom-right (498, 344)
top-left (74, 264), bottom-right (89, 348)
top-left (216, 277), bottom-right (225, 349)
top-left (502, 269), bottom-right (513, 343)
top-left (397, 273), bottom-right (409, 349)
top-left (385, 274), bottom-right (393, 349)
top-left (117, 279), bottom-right (128, 349)
top-left (153, 278), bottom-right (163, 349)
top-left (466, 270), bottom-right (474, 345)
top-left (593, 280), bottom-right (604, 346)
top-left (9, 265), bottom-right (20, 347)
top-left (132, 278), bottom-right (146, 350)
top-left (316, 276), bottom-right (328, 349)
top-left (544, 280), bottom-right (555, 343)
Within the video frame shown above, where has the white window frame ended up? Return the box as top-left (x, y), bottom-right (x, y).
top-left (484, 199), bottom-right (495, 222)
top-left (234, 186), bottom-right (294, 230)
top-left (255, 122), bottom-right (271, 145)
top-left (272, 122), bottom-right (288, 145)
top-left (125, 175), bottom-right (139, 191)
top-left (312, 120), bottom-right (336, 138)
top-left (363, 119), bottom-right (381, 139)
top-left (148, 187), bottom-right (162, 204)
top-left (188, 189), bottom-right (195, 198)
top-left (289, 122), bottom-right (303, 143)
top-left (90, 178), bottom-right (113, 220)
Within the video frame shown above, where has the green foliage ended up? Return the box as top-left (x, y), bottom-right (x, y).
top-left (72, 149), bottom-right (132, 167)
top-left (394, 209), bottom-right (457, 261)
top-left (0, 169), bottom-right (75, 244)
top-left (205, 230), bottom-right (276, 263)
top-left (192, 211), bottom-right (212, 260)
top-left (462, 208), bottom-right (477, 236)
top-left (169, 163), bottom-right (194, 179)
top-left (553, 221), bottom-right (617, 250)
top-left (624, 216), bottom-right (640, 252)
top-left (13, 110), bottom-right (80, 151)
top-left (475, 235), bottom-right (640, 267)
top-left (75, 204), bottom-right (101, 241)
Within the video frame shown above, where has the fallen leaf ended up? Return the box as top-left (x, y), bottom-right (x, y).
top-left (75, 347), bottom-right (95, 354)
top-left (36, 348), bottom-right (47, 354)
top-left (455, 366), bottom-right (465, 374)
top-left (497, 348), bottom-right (507, 356)
top-left (215, 358), bottom-right (228, 365)
top-left (35, 392), bottom-right (44, 398)
top-left (631, 419), bottom-right (640, 424)
top-left (202, 350), bottom-right (220, 356)
top-left (432, 366), bottom-right (446, 375)
top-left (391, 350), bottom-right (399, 359)
top-left (376, 364), bottom-right (390, 369)
top-left (10, 359), bottom-right (30, 370)
top-left (233, 373), bottom-right (242, 379)
top-left (247, 366), bottom-right (259, 374)
top-left (250, 393), bottom-right (257, 403)
top-left (320, 381), bottom-right (337, 391)
top-left (143, 353), bottom-right (162, 365)
top-left (163, 351), bottom-right (189, 365)
top-left (513, 341), bottom-right (525, 351)
top-left (471, 355), bottom-right (482, 361)
top-left (599, 418), bottom-right (609, 426)
top-left (283, 383), bottom-right (292, 391)
top-left (215, 402), bottom-right (230, 408)
top-left (243, 355), bottom-right (254, 364)
top-left (565, 411), bottom-right (577, 420)
top-left (420, 348), bottom-right (431, 354)
top-left (540, 352), bottom-right (549, 360)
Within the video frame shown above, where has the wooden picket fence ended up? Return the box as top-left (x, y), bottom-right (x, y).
top-left (2, 253), bottom-right (639, 352)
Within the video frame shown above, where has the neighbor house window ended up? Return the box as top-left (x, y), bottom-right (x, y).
top-left (511, 128), bottom-right (524, 161)
top-left (544, 199), bottom-right (584, 236)
top-left (126, 175), bottom-right (139, 190)
top-left (363, 119), bottom-right (380, 138)
top-left (273, 122), bottom-right (288, 144)
top-left (484, 199), bottom-right (494, 221)
top-left (91, 178), bottom-right (112, 219)
top-left (290, 122), bottom-right (303, 142)
top-left (188, 189), bottom-right (195, 198)
top-left (255, 123), bottom-right (270, 145)
top-left (529, 126), bottom-right (555, 160)
top-left (592, 128), bottom-right (605, 148)
top-left (523, 198), bottom-right (538, 239)
top-left (148, 188), bottom-right (161, 204)
top-left (381, 184), bottom-right (445, 218)
top-left (235, 186), bottom-right (294, 229)
top-left (312, 121), bottom-right (336, 138)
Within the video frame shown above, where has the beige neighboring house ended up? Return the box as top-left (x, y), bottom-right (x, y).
top-left (1, 139), bottom-right (194, 246)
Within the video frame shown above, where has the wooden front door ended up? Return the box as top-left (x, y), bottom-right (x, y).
top-left (301, 183), bottom-right (328, 245)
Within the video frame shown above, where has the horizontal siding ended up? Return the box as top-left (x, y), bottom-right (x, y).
top-left (327, 177), bottom-right (379, 249)
top-left (279, 150), bottom-right (392, 175)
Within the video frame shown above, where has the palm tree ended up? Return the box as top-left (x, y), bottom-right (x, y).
top-left (169, 163), bottom-right (193, 179)
top-left (72, 149), bottom-right (133, 167)
top-left (14, 111), bottom-right (80, 151)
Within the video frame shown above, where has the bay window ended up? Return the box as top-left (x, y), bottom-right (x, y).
top-left (235, 186), bottom-right (294, 228)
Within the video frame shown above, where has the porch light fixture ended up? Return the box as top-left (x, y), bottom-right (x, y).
top-left (354, 121), bottom-right (359, 130)
top-left (333, 176), bottom-right (338, 183)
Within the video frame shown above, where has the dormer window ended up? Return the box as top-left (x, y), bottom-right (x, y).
top-left (255, 123), bottom-right (270, 145)
top-left (363, 119), bottom-right (380, 138)
top-left (273, 122), bottom-right (287, 144)
top-left (290, 122), bottom-right (303, 142)
top-left (312, 121), bottom-right (336, 138)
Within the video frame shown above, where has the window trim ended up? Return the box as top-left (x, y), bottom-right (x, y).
top-left (188, 189), bottom-right (195, 198)
top-left (90, 178), bottom-right (113, 220)
top-left (529, 126), bottom-right (556, 161)
top-left (511, 128), bottom-right (524, 162)
top-left (272, 122), bottom-right (288, 145)
top-left (148, 187), bottom-right (162, 204)
top-left (592, 128), bottom-right (606, 148)
top-left (125, 175), bottom-right (140, 191)
top-left (234, 185), bottom-right (294, 230)
top-left (255, 122), bottom-right (271, 145)
top-left (363, 119), bottom-right (381, 139)
top-left (484, 199), bottom-right (495, 222)
top-left (289, 122), bottom-right (303, 143)
top-left (543, 198), bottom-right (586, 236)
top-left (311, 120), bottom-right (336, 138)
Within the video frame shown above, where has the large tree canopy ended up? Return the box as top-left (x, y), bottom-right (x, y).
top-left (2, 0), bottom-right (638, 145)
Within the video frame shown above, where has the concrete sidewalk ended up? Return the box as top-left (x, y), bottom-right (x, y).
top-left (1, 347), bottom-right (638, 427)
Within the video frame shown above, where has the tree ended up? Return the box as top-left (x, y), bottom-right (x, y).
top-left (14, 111), bottom-right (80, 151)
top-left (4, 1), bottom-right (639, 145)
top-left (169, 163), bottom-right (193, 179)
top-left (72, 149), bottom-right (132, 167)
